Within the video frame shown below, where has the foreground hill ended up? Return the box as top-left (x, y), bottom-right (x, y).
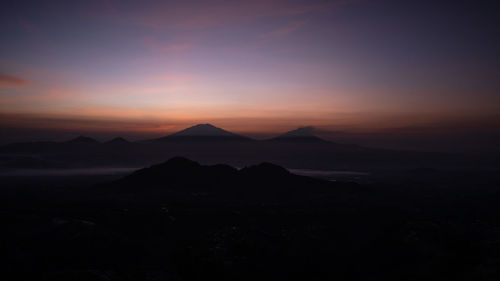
top-left (2, 157), bottom-right (500, 280)
top-left (105, 157), bottom-right (357, 205)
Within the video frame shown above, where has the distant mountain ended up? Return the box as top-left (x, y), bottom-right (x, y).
top-left (101, 137), bottom-right (133, 151)
top-left (65, 136), bottom-right (100, 145)
top-left (0, 126), bottom-right (464, 171)
top-left (153, 124), bottom-right (252, 141)
top-left (171, 124), bottom-right (238, 137)
top-left (269, 126), bottom-right (329, 143)
top-left (104, 137), bottom-right (130, 145)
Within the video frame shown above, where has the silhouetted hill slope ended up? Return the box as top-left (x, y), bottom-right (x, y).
top-left (117, 157), bottom-right (313, 188)
top-left (108, 157), bottom-right (356, 204)
top-left (0, 136), bottom-right (99, 154)
top-left (102, 137), bottom-right (134, 151)
top-left (269, 135), bottom-right (329, 143)
top-left (239, 162), bottom-right (291, 178)
top-left (117, 157), bottom-right (237, 188)
top-left (281, 126), bottom-right (317, 137)
top-left (274, 126), bottom-right (325, 139)
top-left (105, 137), bottom-right (130, 145)
top-left (269, 127), bottom-right (335, 143)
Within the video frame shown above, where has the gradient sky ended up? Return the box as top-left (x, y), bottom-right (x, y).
top-left (1, 0), bottom-right (499, 145)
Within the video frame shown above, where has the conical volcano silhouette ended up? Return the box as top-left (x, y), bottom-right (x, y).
top-left (271, 126), bottom-right (328, 142)
top-left (170, 124), bottom-right (240, 137)
top-left (151, 124), bottom-right (252, 142)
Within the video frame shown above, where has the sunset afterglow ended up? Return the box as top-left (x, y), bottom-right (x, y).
top-left (1, 0), bottom-right (499, 144)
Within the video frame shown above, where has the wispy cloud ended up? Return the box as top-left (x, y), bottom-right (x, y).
top-left (0, 89), bottom-right (72, 105)
top-left (100, 0), bottom-right (353, 30)
top-left (45, 89), bottom-right (72, 99)
top-left (162, 73), bottom-right (196, 82)
top-left (279, 0), bottom-right (358, 16)
top-left (17, 18), bottom-right (37, 33)
top-left (0, 73), bottom-right (29, 88)
top-left (143, 37), bottom-right (192, 53)
top-left (260, 21), bottom-right (305, 40)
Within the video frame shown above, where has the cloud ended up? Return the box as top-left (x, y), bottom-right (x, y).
top-left (101, 0), bottom-right (354, 30)
top-left (45, 89), bottom-right (72, 99)
top-left (162, 73), bottom-right (196, 82)
top-left (143, 37), bottom-right (192, 53)
top-left (0, 89), bottom-right (72, 104)
top-left (0, 73), bottom-right (29, 88)
top-left (280, 0), bottom-right (358, 15)
top-left (248, 20), bottom-right (305, 48)
top-left (17, 19), bottom-right (37, 33)
top-left (260, 21), bottom-right (305, 40)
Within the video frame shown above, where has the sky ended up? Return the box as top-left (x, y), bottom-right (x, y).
top-left (1, 0), bottom-right (499, 149)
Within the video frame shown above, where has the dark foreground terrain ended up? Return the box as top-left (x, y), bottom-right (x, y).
top-left (1, 157), bottom-right (500, 280)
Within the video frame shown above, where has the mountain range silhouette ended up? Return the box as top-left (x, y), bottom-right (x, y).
top-left (0, 123), bottom-right (469, 170)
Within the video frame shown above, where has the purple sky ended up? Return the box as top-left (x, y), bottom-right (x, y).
top-left (1, 0), bottom-right (499, 149)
